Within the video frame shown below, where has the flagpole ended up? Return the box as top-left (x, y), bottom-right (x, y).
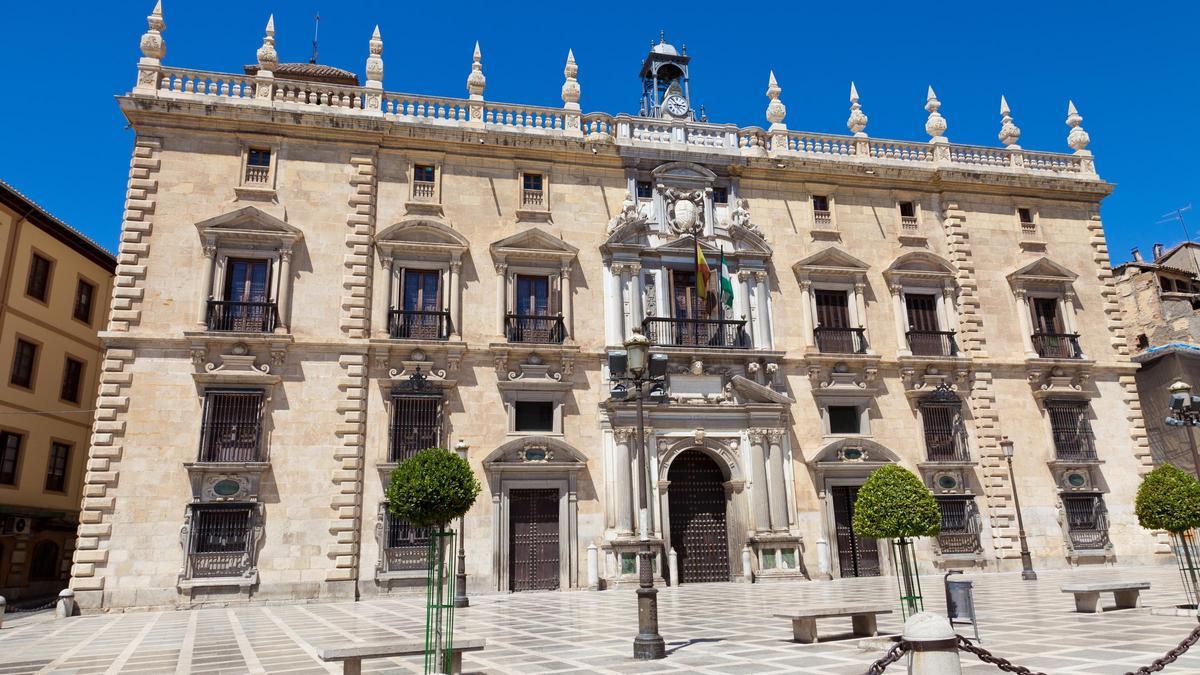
top-left (718, 248), bottom-right (725, 323)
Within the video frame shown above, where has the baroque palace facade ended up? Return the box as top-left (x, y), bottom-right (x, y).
top-left (71, 3), bottom-right (1164, 610)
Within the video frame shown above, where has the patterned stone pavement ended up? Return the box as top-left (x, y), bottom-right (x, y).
top-left (3, 565), bottom-right (1200, 674)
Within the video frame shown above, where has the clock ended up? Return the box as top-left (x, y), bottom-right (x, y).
top-left (664, 94), bottom-right (689, 117)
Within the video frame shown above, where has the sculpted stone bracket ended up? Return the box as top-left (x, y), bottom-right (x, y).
top-left (1027, 362), bottom-right (1094, 399)
top-left (191, 343), bottom-right (282, 388)
top-left (183, 462), bottom-right (270, 503)
top-left (491, 346), bottom-right (576, 384)
top-left (374, 346), bottom-right (464, 389)
top-left (807, 360), bottom-right (880, 393)
top-left (188, 338), bottom-right (291, 371)
top-left (900, 363), bottom-right (972, 397)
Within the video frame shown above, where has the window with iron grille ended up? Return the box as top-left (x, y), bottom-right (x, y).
top-left (1062, 494), bottom-right (1109, 551)
top-left (199, 390), bottom-right (265, 463)
top-left (25, 253), bottom-right (52, 302)
top-left (44, 442), bottom-right (70, 492)
top-left (187, 504), bottom-right (255, 578)
top-left (73, 279), bottom-right (96, 324)
top-left (935, 497), bottom-right (980, 555)
top-left (0, 431), bottom-right (21, 485)
top-left (383, 509), bottom-right (431, 572)
top-left (60, 357), bottom-right (84, 404)
top-left (10, 339), bottom-right (37, 389)
top-left (389, 394), bottom-right (442, 462)
top-left (1046, 399), bottom-right (1096, 460)
top-left (919, 394), bottom-right (970, 462)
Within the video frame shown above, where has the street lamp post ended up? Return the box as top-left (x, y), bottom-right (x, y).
top-left (1166, 379), bottom-right (1200, 480)
top-left (1000, 436), bottom-right (1037, 581)
top-left (609, 328), bottom-right (668, 661)
top-left (453, 439), bottom-right (470, 609)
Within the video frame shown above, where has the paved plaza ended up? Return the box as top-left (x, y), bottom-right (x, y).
top-left (3, 565), bottom-right (1200, 674)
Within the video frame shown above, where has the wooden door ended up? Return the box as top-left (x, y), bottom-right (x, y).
top-left (905, 293), bottom-right (941, 355)
top-left (831, 485), bottom-right (881, 577)
top-left (509, 488), bottom-right (560, 592)
top-left (815, 290), bottom-right (853, 352)
top-left (668, 451), bottom-right (730, 583)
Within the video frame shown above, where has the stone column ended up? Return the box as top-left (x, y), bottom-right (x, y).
top-left (891, 283), bottom-right (909, 356)
top-left (277, 248), bottom-right (293, 332)
top-left (739, 270), bottom-right (757, 347)
top-left (1014, 288), bottom-right (1036, 357)
top-left (748, 430), bottom-right (772, 534)
top-left (755, 271), bottom-right (772, 350)
top-left (495, 263), bottom-right (508, 336)
top-left (797, 279), bottom-right (814, 350)
top-left (613, 428), bottom-right (634, 535)
top-left (618, 264), bottom-right (632, 341)
top-left (607, 265), bottom-right (625, 344)
top-left (197, 240), bottom-right (216, 326)
top-left (941, 282), bottom-right (959, 331)
top-left (449, 257), bottom-right (462, 339)
top-left (561, 263), bottom-right (574, 341)
top-left (853, 280), bottom-right (869, 344)
top-left (629, 264), bottom-right (644, 331)
top-left (766, 429), bottom-right (788, 532)
top-left (1061, 290), bottom-right (1078, 334)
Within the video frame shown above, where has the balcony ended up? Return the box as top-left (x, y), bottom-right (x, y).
top-left (1032, 332), bottom-right (1082, 359)
top-left (388, 309), bottom-right (450, 341)
top-left (187, 551), bottom-right (252, 578)
top-left (384, 515), bottom-right (432, 572)
top-left (522, 189), bottom-right (546, 208)
top-left (243, 164), bottom-right (269, 185)
top-left (813, 210), bottom-right (832, 226)
top-left (900, 215), bottom-right (918, 229)
top-left (206, 300), bottom-right (277, 333)
top-left (412, 180), bottom-right (435, 201)
top-left (814, 326), bottom-right (868, 354)
top-left (907, 330), bottom-right (959, 357)
top-left (643, 317), bottom-right (749, 349)
top-left (1064, 499), bottom-right (1110, 551)
top-left (185, 504), bottom-right (254, 579)
top-left (506, 313), bottom-right (566, 344)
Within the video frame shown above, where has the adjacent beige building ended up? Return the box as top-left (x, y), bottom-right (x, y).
top-left (0, 179), bottom-right (115, 603)
top-left (71, 5), bottom-right (1165, 611)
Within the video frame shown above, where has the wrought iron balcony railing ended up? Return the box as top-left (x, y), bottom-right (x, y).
top-left (388, 309), bottom-right (450, 340)
top-left (907, 330), bottom-right (959, 357)
top-left (187, 551), bottom-right (252, 578)
top-left (1064, 501), bottom-right (1110, 551)
top-left (642, 317), bottom-right (749, 349)
top-left (384, 515), bottom-right (431, 572)
top-left (814, 326), bottom-right (868, 354)
top-left (206, 300), bottom-right (278, 333)
top-left (506, 313), bottom-right (566, 344)
top-left (936, 499), bottom-right (981, 555)
top-left (1032, 332), bottom-right (1082, 359)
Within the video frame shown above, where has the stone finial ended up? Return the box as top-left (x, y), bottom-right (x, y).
top-left (847, 82), bottom-right (868, 136)
top-left (139, 0), bottom-right (166, 63)
top-left (1066, 100), bottom-right (1091, 152)
top-left (924, 86), bottom-right (947, 140)
top-left (256, 15), bottom-right (278, 74)
top-left (998, 95), bottom-right (1021, 148)
top-left (466, 41), bottom-right (486, 100)
top-left (561, 49), bottom-right (580, 109)
top-left (365, 25), bottom-right (384, 89)
top-left (765, 71), bottom-right (787, 130)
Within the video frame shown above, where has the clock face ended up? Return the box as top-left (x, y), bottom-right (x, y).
top-left (664, 95), bottom-right (688, 117)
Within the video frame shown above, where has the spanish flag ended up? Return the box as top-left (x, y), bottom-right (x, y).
top-left (696, 241), bottom-right (715, 314)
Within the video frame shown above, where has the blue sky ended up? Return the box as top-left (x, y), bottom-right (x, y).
top-left (1, 1), bottom-right (1197, 261)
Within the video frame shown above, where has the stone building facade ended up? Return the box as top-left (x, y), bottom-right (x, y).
top-left (0, 179), bottom-right (115, 603)
top-left (71, 4), bottom-right (1166, 611)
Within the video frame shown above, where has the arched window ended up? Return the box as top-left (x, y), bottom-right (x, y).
top-left (28, 540), bottom-right (59, 581)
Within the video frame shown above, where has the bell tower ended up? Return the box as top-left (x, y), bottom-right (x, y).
top-left (639, 32), bottom-right (692, 120)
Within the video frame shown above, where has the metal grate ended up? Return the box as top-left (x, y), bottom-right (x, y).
top-left (388, 309), bottom-right (450, 340)
top-left (384, 511), bottom-right (431, 572)
top-left (1047, 399), bottom-right (1097, 460)
top-left (1063, 495), bottom-right (1110, 551)
top-left (188, 504), bottom-right (253, 578)
top-left (389, 394), bottom-right (442, 462)
top-left (920, 397), bottom-right (971, 462)
top-left (505, 313), bottom-right (566, 344)
top-left (936, 497), bottom-right (981, 554)
top-left (206, 300), bottom-right (278, 333)
top-left (199, 390), bottom-right (265, 462)
top-left (814, 326), bottom-right (869, 354)
top-left (1032, 332), bottom-right (1082, 359)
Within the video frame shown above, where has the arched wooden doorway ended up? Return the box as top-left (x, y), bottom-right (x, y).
top-left (668, 450), bottom-right (730, 583)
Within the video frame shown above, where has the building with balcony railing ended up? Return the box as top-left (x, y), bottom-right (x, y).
top-left (72, 6), bottom-right (1161, 611)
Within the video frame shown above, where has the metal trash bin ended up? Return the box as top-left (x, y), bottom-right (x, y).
top-left (944, 570), bottom-right (981, 642)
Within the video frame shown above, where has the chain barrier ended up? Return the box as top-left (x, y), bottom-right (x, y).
top-left (863, 623), bottom-right (1200, 675)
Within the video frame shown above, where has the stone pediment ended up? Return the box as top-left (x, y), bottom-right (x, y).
top-left (793, 246), bottom-right (869, 279)
top-left (727, 222), bottom-right (772, 256)
top-left (651, 161), bottom-right (718, 185)
top-left (657, 236), bottom-right (723, 256)
top-left (1008, 256), bottom-right (1078, 285)
top-left (483, 436), bottom-right (588, 474)
top-left (490, 227), bottom-right (578, 265)
top-left (884, 251), bottom-right (956, 283)
top-left (730, 375), bottom-right (792, 405)
top-left (376, 217), bottom-right (469, 258)
top-left (196, 205), bottom-right (303, 247)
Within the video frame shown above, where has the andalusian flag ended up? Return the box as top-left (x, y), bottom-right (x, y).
top-left (718, 249), bottom-right (735, 317)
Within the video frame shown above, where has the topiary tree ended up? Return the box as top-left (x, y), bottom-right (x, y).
top-left (854, 465), bottom-right (941, 618)
top-left (386, 447), bottom-right (481, 674)
top-left (1135, 463), bottom-right (1200, 608)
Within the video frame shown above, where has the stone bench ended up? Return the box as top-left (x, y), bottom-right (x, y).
top-left (1061, 581), bottom-right (1150, 613)
top-left (317, 638), bottom-right (485, 675)
top-left (773, 604), bottom-right (892, 644)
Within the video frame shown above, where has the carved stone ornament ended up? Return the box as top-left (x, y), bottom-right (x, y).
top-left (998, 95), bottom-right (1021, 148)
top-left (765, 71), bottom-right (786, 128)
top-left (205, 349), bottom-right (270, 376)
top-left (925, 86), bottom-right (947, 140)
top-left (607, 191), bottom-right (648, 234)
top-left (256, 16), bottom-right (278, 73)
top-left (847, 82), bottom-right (868, 136)
top-left (561, 49), bottom-right (580, 108)
top-left (660, 186), bottom-right (707, 235)
top-left (727, 198), bottom-right (759, 233)
top-left (365, 26), bottom-right (384, 86)
top-left (1066, 101), bottom-right (1090, 152)
top-left (140, 1), bottom-right (166, 62)
top-left (466, 42), bottom-right (486, 98)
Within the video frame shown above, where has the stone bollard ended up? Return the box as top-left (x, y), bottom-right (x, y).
top-left (903, 612), bottom-right (960, 675)
top-left (55, 588), bottom-right (77, 619)
top-left (586, 544), bottom-right (599, 590)
top-left (667, 548), bottom-right (679, 587)
top-left (741, 545), bottom-right (753, 582)
top-left (816, 539), bottom-right (833, 580)
top-left (0, 595), bottom-right (5, 629)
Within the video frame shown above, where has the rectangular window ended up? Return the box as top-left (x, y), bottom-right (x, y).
top-left (0, 431), bottom-right (20, 485)
top-left (10, 339), bottom-right (37, 389)
top-left (60, 357), bottom-right (84, 404)
top-left (1161, 276), bottom-right (1175, 293)
top-left (390, 394), bottom-right (442, 462)
top-left (921, 398), bottom-right (968, 462)
top-left (1030, 297), bottom-right (1062, 334)
top-left (1062, 495), bottom-right (1109, 551)
top-left (514, 400), bottom-right (555, 432)
top-left (73, 279), bottom-right (96, 324)
top-left (904, 293), bottom-right (939, 331)
top-left (899, 201), bottom-right (917, 228)
top-left (636, 181), bottom-right (653, 200)
top-left (413, 164), bottom-right (436, 200)
top-left (199, 390), bottom-right (265, 462)
top-left (384, 510), bottom-right (431, 571)
top-left (245, 148), bottom-right (271, 184)
top-left (812, 195), bottom-right (831, 225)
top-left (827, 405), bottom-right (860, 435)
top-left (814, 290), bottom-right (850, 328)
top-left (44, 442), bottom-right (70, 492)
top-left (515, 275), bottom-right (552, 316)
top-left (522, 173), bottom-right (543, 192)
top-left (712, 187), bottom-right (728, 205)
top-left (188, 504), bottom-right (254, 578)
top-left (1047, 399), bottom-right (1096, 461)
top-left (935, 497), bottom-right (980, 554)
top-left (1018, 207), bottom-right (1035, 229)
top-left (402, 269), bottom-right (441, 312)
top-left (671, 270), bottom-right (701, 320)
top-left (522, 173), bottom-right (545, 208)
top-left (25, 254), bottom-right (52, 302)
